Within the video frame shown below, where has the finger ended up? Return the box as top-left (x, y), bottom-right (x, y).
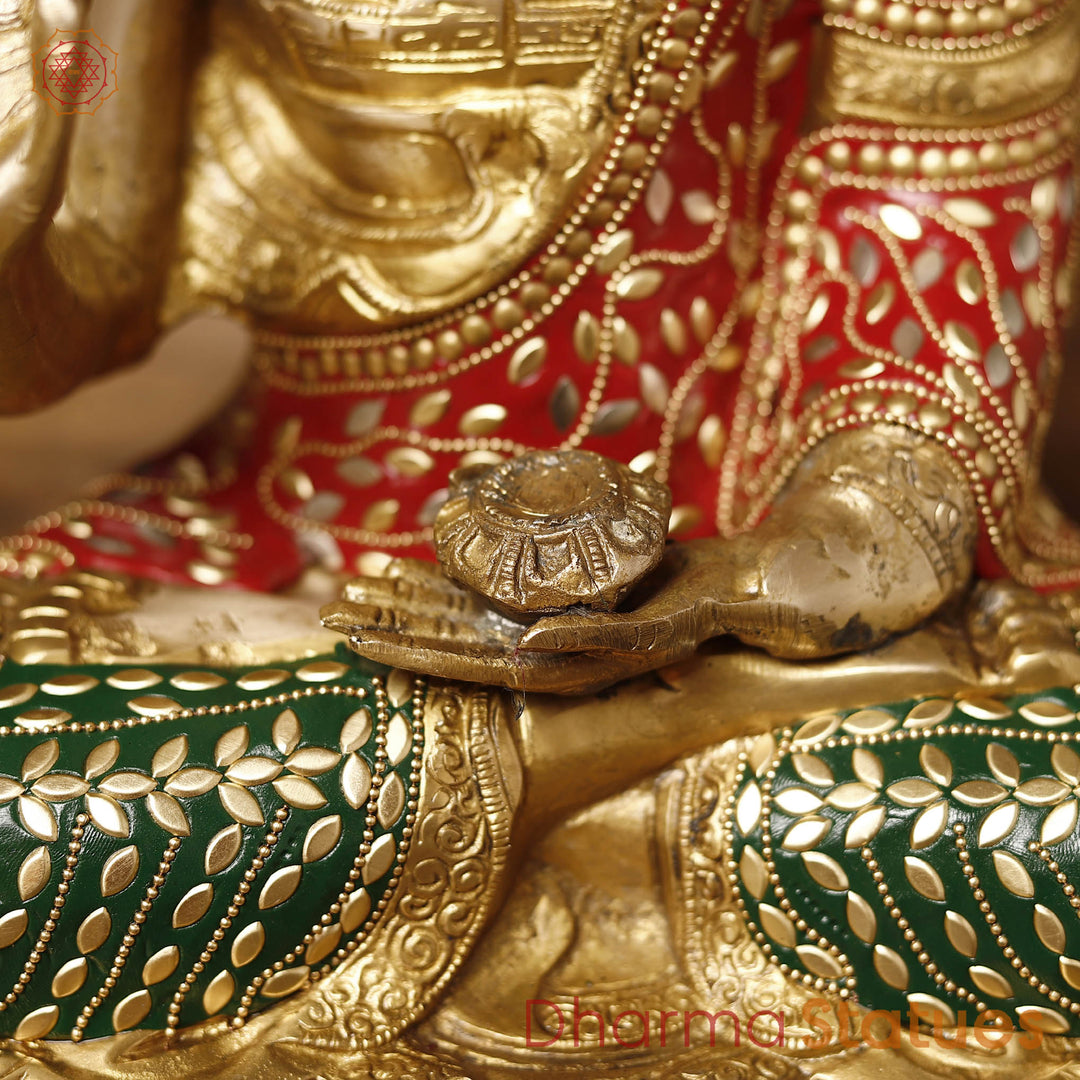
top-left (323, 600), bottom-right (513, 650)
top-left (347, 636), bottom-right (522, 687)
top-left (341, 572), bottom-right (477, 615)
top-left (344, 631), bottom-right (642, 695)
top-left (519, 610), bottom-right (687, 655)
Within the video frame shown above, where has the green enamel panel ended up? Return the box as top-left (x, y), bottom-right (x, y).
top-left (731, 688), bottom-right (1080, 1037)
top-left (0, 646), bottom-right (421, 1040)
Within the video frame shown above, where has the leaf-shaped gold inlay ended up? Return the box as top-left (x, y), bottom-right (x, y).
top-left (747, 734), bottom-right (774, 776)
top-left (340, 710), bottom-right (372, 755)
top-left (21, 740), bottom-right (60, 783)
top-left (51, 956), bottom-right (88, 998)
top-left (205, 824), bottom-right (243, 876)
top-left (944, 910), bottom-right (978, 958)
top-left (86, 792), bottom-right (131, 838)
top-left (77, 906), bottom-right (111, 954)
top-left (210, 728), bottom-right (247, 773)
top-left (386, 670), bottom-right (412, 708)
top-left (261, 965), bottom-right (311, 999)
top-left (1019, 700), bottom-right (1074, 726)
top-left (969, 965), bottom-right (1012, 999)
top-left (595, 229), bottom-right (634, 275)
top-left (236, 669), bottom-right (290, 692)
top-left (775, 787), bottom-right (824, 816)
top-left (735, 783), bottom-right (763, 836)
top-left (259, 865), bottom-right (302, 910)
top-left (952, 781), bottom-right (1008, 808)
top-left (145, 791), bottom-right (190, 837)
top-left (1059, 955), bottom-right (1080, 991)
top-left (864, 281), bottom-right (895, 326)
top-left (18, 845), bottom-right (51, 901)
top-left (101, 845), bottom-right (140, 897)
top-left (826, 782), bottom-right (878, 811)
top-left (1052, 745), bottom-right (1080, 786)
top-left (164, 768), bottom-right (221, 798)
top-left (1041, 800), bottom-right (1078, 846)
top-left (802, 851), bottom-right (849, 891)
top-left (992, 851), bottom-right (1034, 898)
top-left (98, 772), bottom-right (157, 800)
top-left (919, 745), bottom-right (953, 788)
top-left (231, 921), bottom-right (266, 968)
top-left (409, 389), bottom-right (451, 428)
top-left (1035, 904), bottom-right (1066, 955)
top-left (615, 268), bottom-right (664, 302)
top-left (219, 783), bottom-right (264, 826)
top-left (904, 855), bottom-right (945, 901)
top-left (846, 892), bottom-right (876, 943)
top-left (1015, 1005), bottom-right (1071, 1035)
top-left (879, 204), bottom-right (922, 241)
top-left (791, 715), bottom-right (841, 746)
top-left (758, 903), bottom-right (797, 948)
top-left (306, 923), bottom-right (342, 966)
top-left (1015, 778), bottom-right (1070, 807)
top-left (31, 774), bottom-right (90, 802)
top-left (0, 908), bottom-right (28, 949)
top-left (272, 709), bottom-right (302, 756)
top-left (274, 775), bottom-right (327, 810)
top-left (378, 772), bottom-right (406, 829)
top-left (738, 846), bottom-right (769, 901)
top-left (226, 756), bottom-right (283, 787)
top-left (907, 994), bottom-right (955, 1028)
top-left (843, 710), bottom-right (897, 737)
top-left (173, 882), bottom-right (214, 928)
top-left (84, 739), bottom-right (120, 781)
top-left (296, 661), bottom-right (349, 684)
top-left (911, 800), bottom-right (949, 849)
top-left (18, 795), bottom-right (57, 841)
top-left (112, 989), bottom-right (152, 1033)
top-left (978, 801), bottom-right (1019, 848)
top-left (943, 198), bottom-right (996, 228)
top-left (796, 945), bottom-right (843, 980)
top-left (886, 779), bottom-right (940, 807)
top-left (152, 736), bottom-right (189, 778)
top-left (142, 944), bottom-right (179, 986)
top-left (956, 698), bottom-right (1011, 721)
top-left (385, 715), bottom-right (412, 767)
top-left (341, 889), bottom-right (371, 934)
top-left (202, 970), bottom-right (235, 1016)
top-left (508, 337), bottom-right (548, 383)
top-left (791, 754), bottom-right (833, 787)
top-left (303, 815), bottom-right (342, 865)
top-left (127, 695), bottom-right (182, 717)
top-left (363, 833), bottom-right (397, 884)
top-left (0, 778), bottom-right (23, 804)
top-left (943, 321), bottom-right (980, 361)
top-left (285, 747), bottom-right (340, 777)
top-left (845, 806), bottom-right (885, 849)
top-left (851, 749), bottom-right (884, 788)
top-left (170, 671), bottom-right (227, 692)
top-left (874, 945), bottom-right (909, 990)
top-left (14, 1005), bottom-right (59, 1040)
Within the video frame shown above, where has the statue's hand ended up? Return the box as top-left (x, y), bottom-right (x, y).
top-left (320, 544), bottom-right (734, 695)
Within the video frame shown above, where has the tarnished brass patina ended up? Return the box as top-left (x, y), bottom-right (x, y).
top-left (432, 449), bottom-right (670, 617)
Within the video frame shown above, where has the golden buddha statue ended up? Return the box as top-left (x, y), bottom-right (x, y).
top-left (2, 0), bottom-right (1080, 1076)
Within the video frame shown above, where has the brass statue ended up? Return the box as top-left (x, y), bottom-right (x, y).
top-left (1, 0), bottom-right (1080, 1076)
